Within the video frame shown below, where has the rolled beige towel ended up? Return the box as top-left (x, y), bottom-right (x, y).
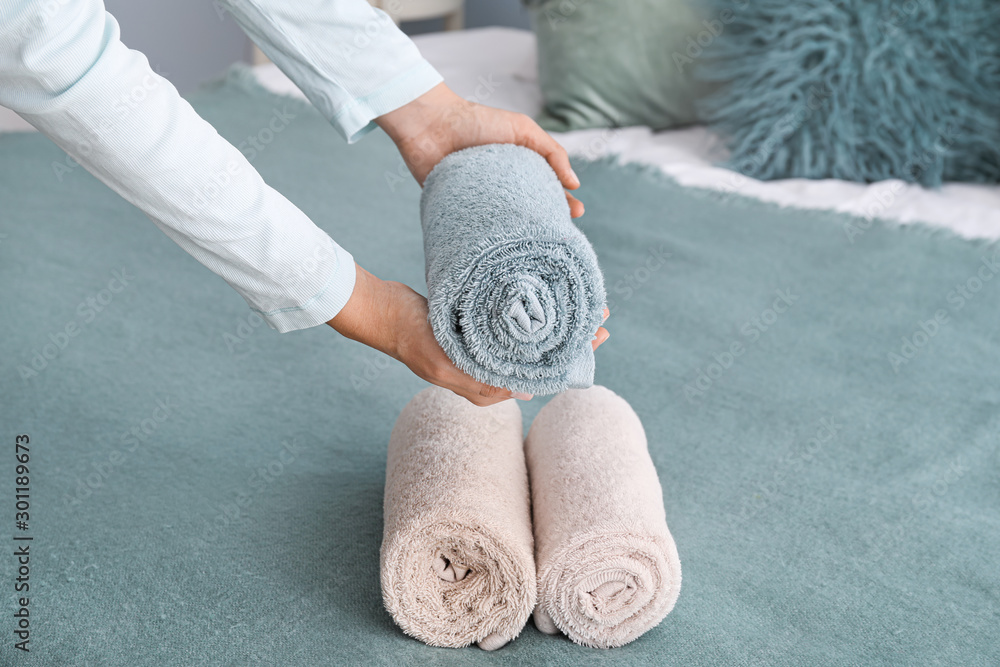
top-left (525, 385), bottom-right (682, 648)
top-left (381, 387), bottom-right (536, 650)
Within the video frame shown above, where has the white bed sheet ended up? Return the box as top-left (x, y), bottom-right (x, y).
top-left (5, 27), bottom-right (998, 240)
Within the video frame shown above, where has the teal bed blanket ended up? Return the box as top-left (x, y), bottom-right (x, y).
top-left (0, 69), bottom-right (997, 665)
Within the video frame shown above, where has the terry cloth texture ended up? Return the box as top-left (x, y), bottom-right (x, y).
top-left (2, 67), bottom-right (999, 665)
top-left (525, 386), bottom-right (682, 648)
top-left (381, 387), bottom-right (536, 650)
top-left (420, 143), bottom-right (607, 395)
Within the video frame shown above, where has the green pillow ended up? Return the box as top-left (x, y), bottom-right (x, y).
top-left (526, 0), bottom-right (710, 132)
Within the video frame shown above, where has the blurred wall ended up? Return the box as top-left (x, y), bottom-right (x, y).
top-left (406, 0), bottom-right (530, 35)
top-left (105, 0), bottom-right (252, 93)
top-left (104, 0), bottom-right (530, 93)
top-left (467, 0), bottom-right (530, 30)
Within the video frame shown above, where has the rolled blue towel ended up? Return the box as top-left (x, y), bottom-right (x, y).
top-left (420, 144), bottom-right (606, 395)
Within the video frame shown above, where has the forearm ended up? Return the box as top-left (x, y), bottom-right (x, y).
top-left (1, 0), bottom-right (356, 332)
top-left (219, 0), bottom-right (443, 143)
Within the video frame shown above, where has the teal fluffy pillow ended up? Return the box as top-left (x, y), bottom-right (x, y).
top-left (698, 0), bottom-right (1000, 187)
top-left (525, 0), bottom-right (712, 132)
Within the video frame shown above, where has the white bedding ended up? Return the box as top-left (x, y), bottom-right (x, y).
top-left (6, 27), bottom-right (999, 239)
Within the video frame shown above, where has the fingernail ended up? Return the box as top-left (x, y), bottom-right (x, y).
top-left (602, 308), bottom-right (610, 323)
top-left (570, 168), bottom-right (580, 187)
top-left (512, 392), bottom-right (533, 401)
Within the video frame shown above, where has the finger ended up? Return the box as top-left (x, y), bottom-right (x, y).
top-left (453, 388), bottom-right (505, 407)
top-left (428, 350), bottom-right (514, 406)
top-left (592, 326), bottom-right (610, 351)
top-left (437, 378), bottom-right (503, 407)
top-left (467, 381), bottom-right (513, 406)
top-left (446, 370), bottom-right (528, 405)
top-left (566, 192), bottom-right (585, 218)
top-left (602, 307), bottom-right (610, 323)
top-left (478, 384), bottom-right (506, 399)
top-left (516, 116), bottom-right (580, 190)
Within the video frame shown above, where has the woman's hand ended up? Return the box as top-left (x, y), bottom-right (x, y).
top-left (375, 83), bottom-right (585, 218)
top-left (328, 263), bottom-right (610, 407)
top-left (357, 84), bottom-right (603, 405)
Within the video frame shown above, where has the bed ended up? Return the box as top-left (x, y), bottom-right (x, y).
top-left (2, 27), bottom-right (998, 666)
top-left (4, 28), bottom-right (999, 236)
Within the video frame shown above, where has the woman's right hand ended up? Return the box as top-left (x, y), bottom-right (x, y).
top-left (328, 263), bottom-right (610, 407)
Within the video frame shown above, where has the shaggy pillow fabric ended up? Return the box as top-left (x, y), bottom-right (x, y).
top-left (697, 0), bottom-right (1000, 187)
top-left (524, 0), bottom-right (713, 132)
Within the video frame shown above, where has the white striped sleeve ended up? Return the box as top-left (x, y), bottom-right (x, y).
top-left (218, 0), bottom-right (443, 143)
top-left (0, 0), bottom-right (357, 332)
